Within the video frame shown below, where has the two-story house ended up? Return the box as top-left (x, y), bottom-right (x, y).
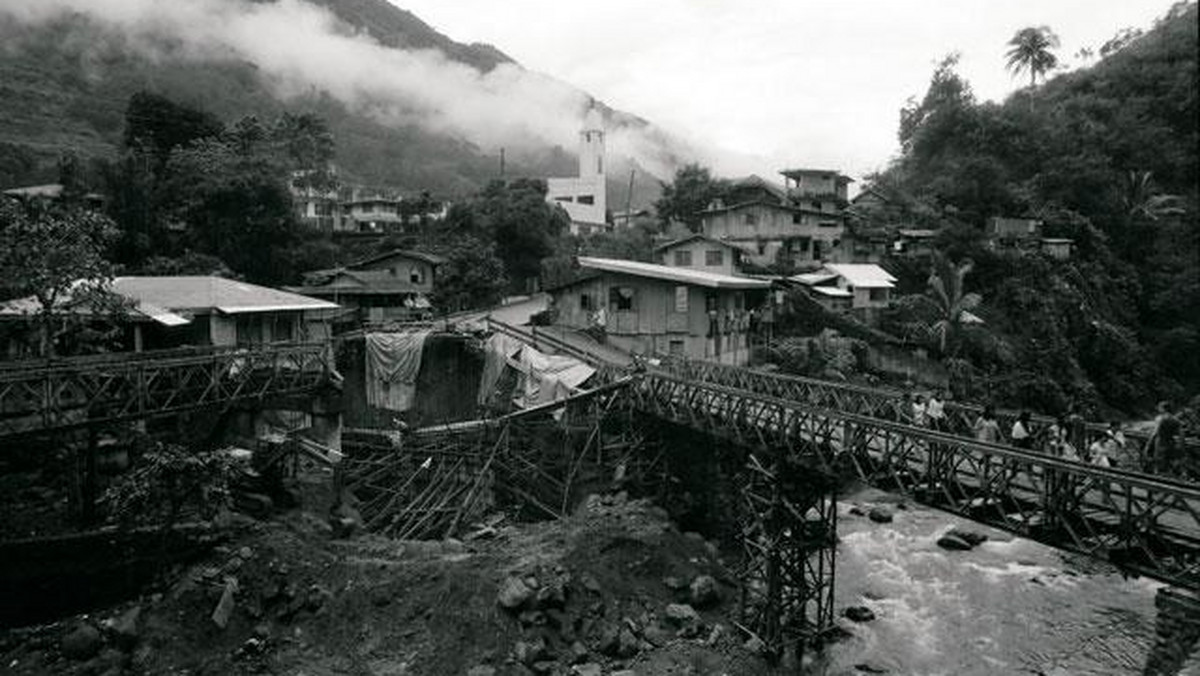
top-left (699, 170), bottom-right (852, 271)
top-left (654, 234), bottom-right (747, 276)
top-left (288, 250), bottom-right (446, 324)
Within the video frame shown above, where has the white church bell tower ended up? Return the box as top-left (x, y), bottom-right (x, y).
top-left (545, 105), bottom-right (608, 235)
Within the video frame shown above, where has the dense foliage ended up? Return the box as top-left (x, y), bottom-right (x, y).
top-left (0, 196), bottom-right (120, 355)
top-left (872, 2), bottom-right (1199, 414)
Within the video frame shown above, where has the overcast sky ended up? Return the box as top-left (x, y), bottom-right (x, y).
top-left (394, 0), bottom-right (1178, 181)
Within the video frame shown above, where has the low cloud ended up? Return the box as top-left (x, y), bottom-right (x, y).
top-left (2, 0), bottom-right (689, 177)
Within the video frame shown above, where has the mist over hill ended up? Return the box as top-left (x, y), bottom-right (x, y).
top-left (0, 0), bottom-right (690, 206)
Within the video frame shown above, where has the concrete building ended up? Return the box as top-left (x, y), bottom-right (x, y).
top-left (288, 249), bottom-right (445, 325)
top-left (792, 263), bottom-right (896, 320)
top-left (548, 257), bottom-right (770, 365)
top-left (546, 108), bottom-right (607, 235)
top-left (699, 170), bottom-right (851, 271)
top-left (0, 276), bottom-right (338, 356)
top-left (654, 234), bottom-right (746, 277)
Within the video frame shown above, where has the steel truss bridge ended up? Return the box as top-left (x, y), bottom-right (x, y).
top-left (0, 343), bottom-right (333, 440)
top-left (2, 337), bottom-right (1196, 664)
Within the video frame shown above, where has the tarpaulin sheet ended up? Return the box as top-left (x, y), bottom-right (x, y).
top-left (478, 333), bottom-right (522, 406)
top-left (514, 346), bottom-right (596, 409)
top-left (365, 330), bottom-right (431, 412)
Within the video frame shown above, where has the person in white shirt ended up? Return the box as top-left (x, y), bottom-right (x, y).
top-left (1011, 411), bottom-right (1033, 449)
top-left (912, 394), bottom-right (928, 427)
top-left (926, 390), bottom-right (946, 431)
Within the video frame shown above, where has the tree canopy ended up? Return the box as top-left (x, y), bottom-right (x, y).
top-left (654, 164), bottom-right (728, 231)
top-left (866, 2), bottom-right (1198, 414)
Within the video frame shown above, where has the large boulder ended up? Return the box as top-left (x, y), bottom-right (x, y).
top-left (947, 528), bottom-right (988, 547)
top-left (61, 623), bottom-right (103, 660)
top-left (664, 603), bottom-right (700, 628)
top-left (497, 576), bottom-right (534, 611)
top-left (107, 606), bottom-right (141, 651)
top-left (843, 606), bottom-right (876, 623)
top-left (689, 575), bottom-right (720, 608)
top-left (868, 508), bottom-right (893, 524)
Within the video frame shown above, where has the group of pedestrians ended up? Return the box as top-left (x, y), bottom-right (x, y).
top-left (897, 388), bottom-right (1192, 478)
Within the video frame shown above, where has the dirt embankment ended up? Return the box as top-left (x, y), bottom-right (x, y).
top-left (1, 495), bottom-right (791, 676)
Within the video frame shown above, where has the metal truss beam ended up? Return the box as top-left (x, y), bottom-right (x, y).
top-left (630, 373), bottom-right (1200, 592)
top-left (0, 343), bottom-right (331, 441)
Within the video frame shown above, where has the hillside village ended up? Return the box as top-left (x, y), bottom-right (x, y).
top-left (0, 1), bottom-right (1198, 675)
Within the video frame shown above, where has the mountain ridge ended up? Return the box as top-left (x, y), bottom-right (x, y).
top-left (0, 0), bottom-right (677, 208)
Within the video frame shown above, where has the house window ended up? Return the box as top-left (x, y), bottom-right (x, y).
top-left (669, 339), bottom-right (685, 356)
top-left (792, 213), bottom-right (803, 224)
top-left (674, 285), bottom-right (689, 313)
top-left (811, 200), bottom-right (822, 210)
top-left (673, 250), bottom-right (692, 266)
top-left (580, 293), bottom-right (592, 311)
top-left (577, 195), bottom-right (595, 205)
top-left (609, 286), bottom-right (634, 311)
top-left (705, 250), bottom-right (724, 266)
top-left (744, 212), bottom-right (758, 225)
top-left (597, 156), bottom-right (603, 174)
top-left (389, 267), bottom-right (398, 276)
top-left (555, 196), bottom-right (574, 202)
top-left (869, 288), bottom-right (889, 302)
top-left (410, 267), bottom-right (424, 284)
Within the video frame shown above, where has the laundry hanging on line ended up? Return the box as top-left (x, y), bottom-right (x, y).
top-left (364, 330), bottom-right (431, 412)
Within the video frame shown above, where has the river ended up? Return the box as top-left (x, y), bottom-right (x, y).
top-left (820, 488), bottom-right (1199, 676)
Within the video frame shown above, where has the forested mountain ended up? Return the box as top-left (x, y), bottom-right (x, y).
top-left (870, 1), bottom-right (1198, 414)
top-left (0, 0), bottom-right (673, 206)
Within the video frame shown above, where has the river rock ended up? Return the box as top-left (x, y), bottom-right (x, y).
top-left (947, 528), bottom-right (988, 547)
top-left (513, 637), bottom-right (547, 665)
top-left (689, 574), bottom-right (720, 608)
top-left (855, 663), bottom-right (887, 674)
top-left (868, 508), bottom-right (893, 524)
top-left (497, 576), bottom-right (533, 610)
top-left (664, 603), bottom-right (700, 627)
top-left (937, 533), bottom-right (973, 551)
top-left (572, 664), bottom-right (602, 676)
top-left (843, 606), bottom-right (876, 623)
top-left (62, 623), bottom-right (103, 660)
top-left (108, 606), bottom-right (141, 650)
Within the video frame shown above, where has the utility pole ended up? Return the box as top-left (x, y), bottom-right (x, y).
top-left (623, 168), bottom-right (635, 227)
top-left (499, 148), bottom-right (506, 181)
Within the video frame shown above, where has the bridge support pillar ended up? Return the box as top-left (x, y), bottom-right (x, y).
top-left (1144, 587), bottom-right (1200, 675)
top-left (309, 395), bottom-right (342, 453)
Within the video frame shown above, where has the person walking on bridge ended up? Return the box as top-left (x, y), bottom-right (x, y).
top-left (912, 393), bottom-right (928, 427)
top-left (1147, 401), bottom-right (1183, 476)
top-left (1011, 411), bottom-right (1033, 449)
top-left (927, 390), bottom-right (946, 431)
top-left (974, 406), bottom-right (1002, 444)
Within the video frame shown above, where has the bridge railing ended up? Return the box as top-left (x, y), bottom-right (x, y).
top-left (651, 353), bottom-right (1196, 467)
top-left (631, 372), bottom-right (1200, 591)
top-left (0, 342), bottom-right (331, 439)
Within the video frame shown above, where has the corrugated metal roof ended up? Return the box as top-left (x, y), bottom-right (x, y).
top-left (809, 286), bottom-right (852, 298)
top-left (112, 277), bottom-right (338, 314)
top-left (823, 264), bottom-right (896, 288)
top-left (577, 257), bottom-right (770, 290)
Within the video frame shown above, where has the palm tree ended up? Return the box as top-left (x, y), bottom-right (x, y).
top-left (1122, 170), bottom-right (1185, 221)
top-left (1006, 26), bottom-right (1060, 87)
top-left (926, 255), bottom-right (982, 355)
